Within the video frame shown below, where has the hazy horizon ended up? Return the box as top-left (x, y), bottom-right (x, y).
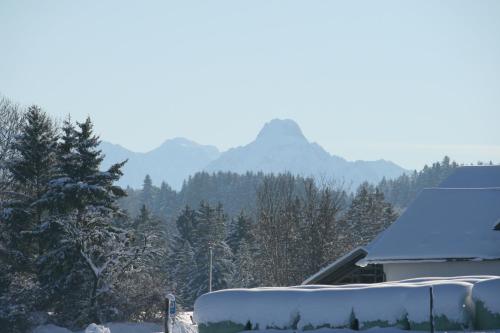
top-left (1, 1), bottom-right (499, 170)
top-left (100, 117), bottom-right (495, 172)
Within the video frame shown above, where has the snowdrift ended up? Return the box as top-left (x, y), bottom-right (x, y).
top-left (194, 276), bottom-right (500, 333)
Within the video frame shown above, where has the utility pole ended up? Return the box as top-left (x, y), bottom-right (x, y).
top-left (209, 243), bottom-right (213, 292)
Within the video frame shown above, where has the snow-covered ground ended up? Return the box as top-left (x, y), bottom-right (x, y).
top-left (33, 323), bottom-right (500, 333)
top-left (245, 330), bottom-right (500, 333)
top-left (33, 322), bottom-right (161, 333)
top-left (32, 314), bottom-right (500, 333)
top-left (33, 312), bottom-right (196, 333)
top-left (247, 328), bottom-right (500, 333)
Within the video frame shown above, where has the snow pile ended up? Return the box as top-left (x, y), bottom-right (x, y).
top-left (195, 285), bottom-right (435, 332)
top-left (85, 324), bottom-right (111, 333)
top-left (32, 322), bottom-right (162, 333)
top-left (102, 322), bottom-right (161, 333)
top-left (297, 284), bottom-right (429, 330)
top-left (472, 277), bottom-right (500, 330)
top-left (174, 312), bottom-right (197, 333)
top-left (194, 277), bottom-right (500, 333)
top-left (32, 324), bottom-right (74, 333)
top-left (431, 282), bottom-right (473, 330)
top-left (195, 288), bottom-right (303, 330)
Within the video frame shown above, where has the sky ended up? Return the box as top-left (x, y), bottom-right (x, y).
top-left (1, 0), bottom-right (499, 170)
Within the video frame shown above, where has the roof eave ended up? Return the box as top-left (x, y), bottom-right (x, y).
top-left (358, 256), bottom-right (500, 266)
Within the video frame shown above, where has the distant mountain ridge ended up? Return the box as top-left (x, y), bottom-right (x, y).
top-left (100, 138), bottom-right (220, 189)
top-left (204, 119), bottom-right (406, 189)
top-left (100, 119), bottom-right (407, 190)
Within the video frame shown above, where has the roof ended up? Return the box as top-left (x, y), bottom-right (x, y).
top-left (302, 247), bottom-right (367, 285)
top-left (359, 188), bottom-right (500, 265)
top-left (439, 165), bottom-right (500, 188)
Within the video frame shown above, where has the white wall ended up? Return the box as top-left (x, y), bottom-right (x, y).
top-left (383, 260), bottom-right (500, 281)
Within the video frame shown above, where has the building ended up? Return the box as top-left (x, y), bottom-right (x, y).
top-left (303, 165), bottom-right (500, 285)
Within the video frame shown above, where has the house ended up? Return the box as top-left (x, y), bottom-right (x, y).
top-left (358, 187), bottom-right (500, 280)
top-left (303, 165), bottom-right (500, 285)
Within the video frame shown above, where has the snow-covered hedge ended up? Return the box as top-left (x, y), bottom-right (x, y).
top-left (472, 278), bottom-right (500, 330)
top-left (194, 277), bottom-right (500, 333)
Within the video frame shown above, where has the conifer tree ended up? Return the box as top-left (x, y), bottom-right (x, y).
top-left (0, 105), bottom-right (57, 332)
top-left (157, 181), bottom-right (177, 217)
top-left (227, 210), bottom-right (253, 255)
top-left (232, 239), bottom-right (257, 288)
top-left (3, 106), bottom-right (58, 259)
top-left (338, 182), bottom-right (398, 254)
top-left (171, 239), bottom-right (197, 308)
top-left (190, 202), bottom-right (234, 297)
top-left (35, 116), bottom-right (128, 328)
top-left (169, 205), bottom-right (198, 308)
top-left (141, 174), bottom-right (154, 210)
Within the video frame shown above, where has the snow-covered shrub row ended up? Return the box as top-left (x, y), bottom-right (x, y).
top-left (194, 281), bottom-right (476, 333)
top-left (472, 278), bottom-right (500, 330)
top-left (431, 282), bottom-right (473, 331)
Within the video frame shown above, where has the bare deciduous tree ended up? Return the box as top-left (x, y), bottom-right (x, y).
top-left (0, 96), bottom-right (23, 193)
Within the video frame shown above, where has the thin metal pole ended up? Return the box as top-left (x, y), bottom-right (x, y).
top-left (209, 245), bottom-right (213, 292)
top-left (429, 286), bottom-right (434, 333)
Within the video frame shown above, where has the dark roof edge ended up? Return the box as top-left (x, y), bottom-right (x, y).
top-left (302, 247), bottom-right (367, 285)
top-left (358, 257), bottom-right (500, 266)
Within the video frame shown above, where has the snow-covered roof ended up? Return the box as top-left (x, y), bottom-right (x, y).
top-left (359, 188), bottom-right (500, 265)
top-left (301, 247), bottom-right (367, 285)
top-left (439, 165), bottom-right (500, 188)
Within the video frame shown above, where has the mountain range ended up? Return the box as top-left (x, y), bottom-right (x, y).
top-left (100, 119), bottom-right (407, 190)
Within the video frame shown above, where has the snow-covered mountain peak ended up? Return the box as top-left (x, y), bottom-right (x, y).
top-left (101, 119), bottom-right (407, 190)
top-left (160, 137), bottom-right (200, 148)
top-left (255, 119), bottom-right (307, 145)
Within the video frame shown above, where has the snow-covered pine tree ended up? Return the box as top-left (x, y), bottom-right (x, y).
top-left (337, 182), bottom-right (397, 255)
top-left (0, 105), bottom-right (57, 332)
top-left (170, 239), bottom-right (197, 309)
top-left (141, 174), bottom-right (154, 210)
top-left (189, 202), bottom-right (234, 301)
top-left (226, 210), bottom-right (259, 287)
top-left (226, 210), bottom-right (253, 255)
top-left (107, 204), bottom-right (169, 321)
top-left (130, 204), bottom-right (169, 291)
top-left (168, 205), bottom-right (199, 308)
top-left (3, 106), bottom-right (58, 260)
top-left (175, 205), bottom-right (198, 245)
top-left (231, 239), bottom-right (257, 288)
top-left (157, 181), bottom-right (177, 218)
top-left (210, 203), bottom-right (234, 290)
top-left (34, 117), bottom-right (129, 328)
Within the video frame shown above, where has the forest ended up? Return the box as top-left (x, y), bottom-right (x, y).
top-left (0, 97), bottom-right (462, 332)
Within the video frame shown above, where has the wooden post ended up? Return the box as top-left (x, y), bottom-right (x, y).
top-left (164, 296), bottom-right (170, 333)
top-left (429, 286), bottom-right (434, 333)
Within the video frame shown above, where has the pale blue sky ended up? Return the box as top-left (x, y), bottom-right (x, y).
top-left (1, 0), bottom-right (499, 170)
